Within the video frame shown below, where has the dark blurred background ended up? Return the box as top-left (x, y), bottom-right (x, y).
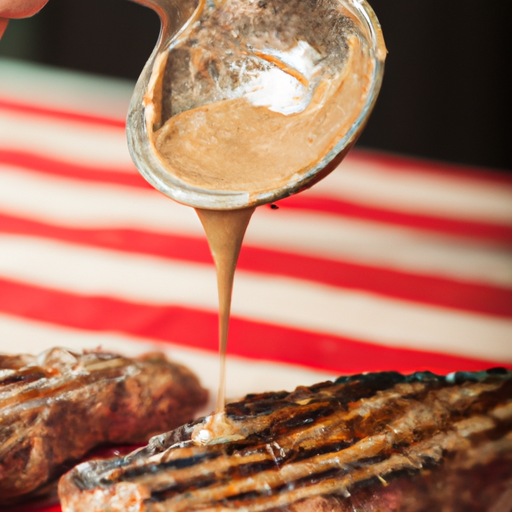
top-left (1, 0), bottom-right (510, 172)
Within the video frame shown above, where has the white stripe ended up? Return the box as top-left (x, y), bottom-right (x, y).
top-left (0, 164), bottom-right (188, 231)
top-left (0, 313), bottom-right (334, 414)
top-left (0, 58), bottom-right (132, 121)
top-left (0, 110), bottom-right (133, 169)
top-left (319, 155), bottom-right (512, 224)
top-left (1, 167), bottom-right (511, 287)
top-left (1, 235), bottom-right (511, 363)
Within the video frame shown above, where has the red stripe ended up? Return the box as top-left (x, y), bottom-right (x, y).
top-left (279, 195), bottom-right (512, 245)
top-left (0, 149), bottom-right (146, 189)
top-left (0, 278), bottom-right (508, 375)
top-left (1, 213), bottom-right (511, 318)
top-left (2, 149), bottom-right (511, 244)
top-left (0, 97), bottom-right (126, 129)
top-left (10, 503), bottom-right (60, 512)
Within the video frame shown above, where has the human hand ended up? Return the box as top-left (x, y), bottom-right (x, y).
top-left (0, 0), bottom-right (49, 39)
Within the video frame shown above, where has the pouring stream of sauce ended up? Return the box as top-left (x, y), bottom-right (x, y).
top-left (195, 207), bottom-right (255, 411)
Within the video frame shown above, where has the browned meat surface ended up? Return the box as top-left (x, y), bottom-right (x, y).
top-left (0, 347), bottom-right (208, 503)
top-left (59, 369), bottom-right (512, 512)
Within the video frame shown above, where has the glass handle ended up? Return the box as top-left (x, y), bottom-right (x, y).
top-left (129, 0), bottom-right (200, 38)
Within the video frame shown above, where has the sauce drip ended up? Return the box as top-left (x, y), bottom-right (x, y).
top-left (196, 207), bottom-right (255, 411)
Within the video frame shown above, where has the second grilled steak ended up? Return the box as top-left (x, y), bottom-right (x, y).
top-left (59, 369), bottom-right (512, 512)
top-left (0, 347), bottom-right (208, 502)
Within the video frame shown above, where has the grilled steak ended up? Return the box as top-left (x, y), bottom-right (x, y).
top-left (0, 347), bottom-right (208, 502)
top-left (59, 369), bottom-right (512, 512)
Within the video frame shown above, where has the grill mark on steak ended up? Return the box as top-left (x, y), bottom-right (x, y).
top-left (0, 367), bottom-right (47, 387)
top-left (90, 379), bottom-right (433, 495)
top-left (148, 386), bottom-right (508, 511)
top-left (0, 348), bottom-right (208, 503)
top-left (60, 370), bottom-right (512, 512)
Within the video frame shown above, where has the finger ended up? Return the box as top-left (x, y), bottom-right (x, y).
top-left (0, 0), bottom-right (49, 19)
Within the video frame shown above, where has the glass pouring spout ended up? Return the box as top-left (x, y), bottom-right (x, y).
top-left (127, 0), bottom-right (386, 209)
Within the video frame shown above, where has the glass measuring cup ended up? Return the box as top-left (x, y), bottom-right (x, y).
top-left (127, 0), bottom-right (386, 209)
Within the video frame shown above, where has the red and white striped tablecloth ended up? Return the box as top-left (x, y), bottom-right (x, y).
top-left (1, 57), bottom-right (511, 510)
